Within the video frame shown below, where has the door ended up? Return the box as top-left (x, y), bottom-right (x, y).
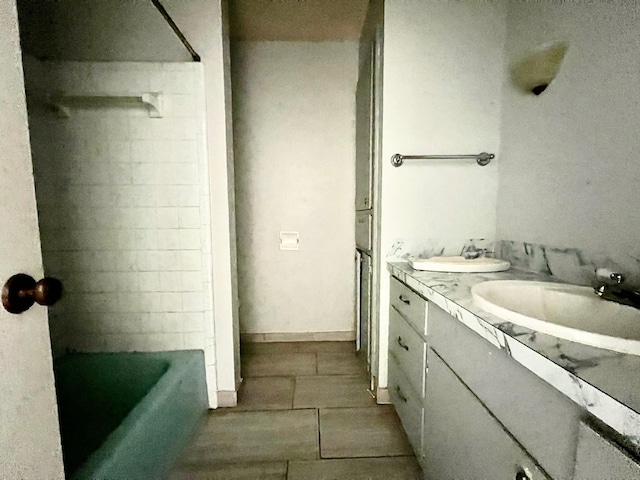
top-left (0, 1), bottom-right (65, 478)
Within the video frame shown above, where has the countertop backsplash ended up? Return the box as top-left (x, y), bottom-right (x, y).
top-left (385, 237), bottom-right (496, 263)
top-left (386, 238), bottom-right (640, 290)
top-left (497, 240), bottom-right (640, 290)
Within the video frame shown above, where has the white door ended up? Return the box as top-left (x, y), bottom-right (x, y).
top-left (0, 1), bottom-right (65, 478)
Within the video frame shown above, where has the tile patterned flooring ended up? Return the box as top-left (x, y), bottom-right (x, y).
top-left (170, 341), bottom-right (422, 479)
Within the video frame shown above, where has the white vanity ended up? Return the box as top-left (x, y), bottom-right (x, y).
top-left (387, 263), bottom-right (640, 479)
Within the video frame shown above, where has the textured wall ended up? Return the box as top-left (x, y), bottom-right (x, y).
top-left (26, 61), bottom-right (215, 370)
top-left (497, 1), bottom-right (640, 279)
top-left (232, 41), bottom-right (358, 336)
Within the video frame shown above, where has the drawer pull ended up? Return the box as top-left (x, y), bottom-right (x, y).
top-left (396, 336), bottom-right (409, 351)
top-left (398, 294), bottom-right (411, 305)
top-left (396, 385), bottom-right (408, 403)
top-left (515, 467), bottom-right (532, 480)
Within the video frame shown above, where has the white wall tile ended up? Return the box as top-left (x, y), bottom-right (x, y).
top-left (132, 163), bottom-right (156, 184)
top-left (178, 207), bottom-right (200, 228)
top-left (180, 251), bottom-right (201, 271)
top-left (114, 250), bottom-right (137, 272)
top-left (139, 272), bottom-right (160, 292)
top-left (129, 117), bottom-right (155, 140)
top-left (136, 251), bottom-right (159, 271)
top-left (31, 61), bottom-right (213, 356)
top-left (134, 229), bottom-right (158, 250)
top-left (130, 186), bottom-right (155, 206)
top-left (176, 186), bottom-right (199, 206)
top-left (164, 94), bottom-right (197, 118)
top-left (156, 207), bottom-right (179, 228)
top-left (180, 271), bottom-right (203, 292)
top-left (158, 251), bottom-right (182, 271)
top-left (157, 229), bottom-right (180, 250)
top-left (153, 118), bottom-right (197, 140)
top-left (159, 272), bottom-right (182, 292)
top-left (130, 140), bottom-right (154, 161)
top-left (169, 163), bottom-right (198, 185)
top-left (179, 229), bottom-right (201, 250)
top-left (162, 293), bottom-right (183, 313)
top-left (182, 292), bottom-right (204, 312)
top-left (184, 333), bottom-right (204, 350)
top-left (116, 272), bottom-right (139, 292)
top-left (183, 312), bottom-right (204, 332)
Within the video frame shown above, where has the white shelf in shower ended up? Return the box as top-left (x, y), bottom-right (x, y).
top-left (46, 92), bottom-right (163, 118)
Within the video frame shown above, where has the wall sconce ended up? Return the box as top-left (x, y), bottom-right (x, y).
top-left (511, 42), bottom-right (569, 95)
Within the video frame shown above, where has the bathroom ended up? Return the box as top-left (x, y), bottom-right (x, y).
top-left (2, 0), bottom-right (640, 478)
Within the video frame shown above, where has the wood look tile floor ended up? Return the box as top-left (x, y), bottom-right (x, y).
top-left (169, 341), bottom-right (422, 480)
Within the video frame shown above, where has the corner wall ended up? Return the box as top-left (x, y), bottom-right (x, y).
top-left (497, 1), bottom-right (640, 287)
top-left (232, 41), bottom-right (358, 337)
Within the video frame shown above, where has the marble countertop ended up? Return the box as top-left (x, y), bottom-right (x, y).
top-left (387, 262), bottom-right (640, 452)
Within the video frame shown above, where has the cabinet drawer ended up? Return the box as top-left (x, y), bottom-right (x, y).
top-left (389, 308), bottom-right (427, 397)
top-left (390, 277), bottom-right (427, 336)
top-left (423, 351), bottom-right (550, 480)
top-left (388, 353), bottom-right (424, 458)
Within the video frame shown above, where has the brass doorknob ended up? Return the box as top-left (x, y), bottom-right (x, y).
top-left (2, 274), bottom-right (63, 314)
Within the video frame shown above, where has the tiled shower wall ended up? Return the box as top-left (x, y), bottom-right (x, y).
top-left (25, 60), bottom-right (216, 398)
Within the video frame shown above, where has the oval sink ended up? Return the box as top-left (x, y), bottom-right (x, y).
top-left (410, 256), bottom-right (510, 273)
top-left (471, 280), bottom-right (640, 355)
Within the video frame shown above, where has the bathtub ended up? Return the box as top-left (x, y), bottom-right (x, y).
top-left (53, 351), bottom-right (207, 480)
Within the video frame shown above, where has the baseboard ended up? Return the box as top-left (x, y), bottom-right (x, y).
top-left (217, 390), bottom-right (238, 408)
top-left (241, 331), bottom-right (356, 343)
top-left (376, 387), bottom-right (391, 404)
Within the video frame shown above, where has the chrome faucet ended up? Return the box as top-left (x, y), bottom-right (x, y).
top-left (594, 269), bottom-right (640, 310)
top-left (461, 244), bottom-right (482, 260)
top-left (461, 243), bottom-right (493, 260)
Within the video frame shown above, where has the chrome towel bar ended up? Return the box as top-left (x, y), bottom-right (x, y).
top-left (390, 152), bottom-right (494, 167)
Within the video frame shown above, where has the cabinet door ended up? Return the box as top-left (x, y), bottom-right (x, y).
top-left (423, 351), bottom-right (550, 480)
top-left (428, 302), bottom-right (580, 479)
top-left (358, 253), bottom-right (372, 365)
top-left (388, 354), bottom-right (424, 458)
top-left (355, 41), bottom-right (374, 211)
top-left (573, 421), bottom-right (640, 479)
top-left (389, 308), bottom-right (426, 396)
top-left (355, 211), bottom-right (372, 252)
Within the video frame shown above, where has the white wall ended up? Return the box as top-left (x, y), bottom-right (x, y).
top-left (497, 1), bottom-right (640, 265)
top-left (377, 0), bottom-right (506, 388)
top-left (17, 0), bottom-right (239, 404)
top-left (26, 60), bottom-right (220, 406)
top-left (232, 41), bottom-right (358, 336)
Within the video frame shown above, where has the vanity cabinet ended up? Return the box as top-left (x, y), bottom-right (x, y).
top-left (388, 277), bottom-right (428, 464)
top-left (388, 274), bottom-right (640, 479)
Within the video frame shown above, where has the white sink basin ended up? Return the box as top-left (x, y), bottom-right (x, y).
top-left (471, 280), bottom-right (640, 355)
top-left (410, 256), bottom-right (510, 273)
